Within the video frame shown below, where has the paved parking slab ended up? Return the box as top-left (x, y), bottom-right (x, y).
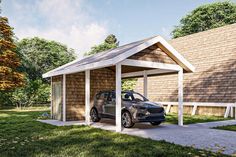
top-left (39, 119), bottom-right (236, 155)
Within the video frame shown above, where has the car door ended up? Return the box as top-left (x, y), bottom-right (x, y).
top-left (96, 92), bottom-right (109, 115)
top-left (104, 92), bottom-right (116, 117)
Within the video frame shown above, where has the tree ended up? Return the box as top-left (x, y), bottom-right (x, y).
top-left (7, 37), bottom-right (77, 107)
top-left (172, 1), bottom-right (236, 38)
top-left (85, 34), bottom-right (137, 91)
top-left (0, 17), bottom-right (24, 90)
top-left (85, 34), bottom-right (119, 56)
top-left (17, 37), bottom-right (76, 80)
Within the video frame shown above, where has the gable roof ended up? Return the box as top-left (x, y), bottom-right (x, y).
top-left (43, 36), bottom-right (195, 78)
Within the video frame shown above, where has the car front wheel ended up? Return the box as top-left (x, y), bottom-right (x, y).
top-left (90, 108), bottom-right (100, 122)
top-left (121, 111), bottom-right (134, 128)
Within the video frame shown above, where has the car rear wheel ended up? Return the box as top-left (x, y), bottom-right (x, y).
top-left (150, 121), bottom-right (162, 126)
top-left (90, 108), bottom-right (100, 122)
top-left (121, 111), bottom-right (134, 128)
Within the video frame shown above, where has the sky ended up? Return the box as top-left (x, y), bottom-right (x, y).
top-left (2, 0), bottom-right (235, 58)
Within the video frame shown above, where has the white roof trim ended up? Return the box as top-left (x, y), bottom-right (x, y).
top-left (121, 59), bottom-right (181, 71)
top-left (43, 59), bottom-right (115, 78)
top-left (157, 37), bottom-right (195, 72)
top-left (43, 35), bottom-right (195, 78)
top-left (122, 69), bottom-right (175, 78)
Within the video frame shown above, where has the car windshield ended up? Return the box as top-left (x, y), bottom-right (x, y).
top-left (121, 91), bottom-right (148, 102)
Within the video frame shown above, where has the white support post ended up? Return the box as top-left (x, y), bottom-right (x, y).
top-left (235, 102), bottom-right (236, 120)
top-left (166, 104), bottom-right (171, 114)
top-left (191, 104), bottom-right (197, 116)
top-left (224, 105), bottom-right (230, 118)
top-left (50, 77), bottom-right (53, 119)
top-left (116, 63), bottom-right (122, 132)
top-left (230, 106), bottom-right (234, 118)
top-left (143, 70), bottom-right (147, 98)
top-left (85, 70), bottom-right (91, 125)
top-left (178, 68), bottom-right (183, 126)
top-left (63, 74), bottom-right (66, 122)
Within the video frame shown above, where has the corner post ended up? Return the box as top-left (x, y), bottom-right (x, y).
top-left (63, 74), bottom-right (66, 122)
top-left (85, 70), bottom-right (91, 125)
top-left (178, 68), bottom-right (183, 126)
top-left (143, 70), bottom-right (148, 98)
top-left (116, 63), bottom-right (122, 132)
top-left (235, 102), bottom-right (236, 120)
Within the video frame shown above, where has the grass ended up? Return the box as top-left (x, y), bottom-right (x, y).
top-left (213, 125), bottom-right (236, 132)
top-left (0, 107), bottom-right (229, 157)
top-left (165, 113), bottom-right (231, 125)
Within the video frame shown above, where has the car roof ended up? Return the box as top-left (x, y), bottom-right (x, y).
top-left (98, 90), bottom-right (136, 94)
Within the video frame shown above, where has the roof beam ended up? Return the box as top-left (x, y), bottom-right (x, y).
top-left (121, 59), bottom-right (181, 71)
top-left (122, 68), bottom-right (176, 78)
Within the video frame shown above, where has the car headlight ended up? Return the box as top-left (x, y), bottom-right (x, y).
top-left (145, 111), bottom-right (150, 115)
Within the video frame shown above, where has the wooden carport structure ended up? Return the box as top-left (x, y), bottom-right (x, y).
top-left (43, 35), bottom-right (195, 132)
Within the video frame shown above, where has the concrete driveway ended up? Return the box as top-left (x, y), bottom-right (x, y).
top-left (39, 119), bottom-right (236, 155)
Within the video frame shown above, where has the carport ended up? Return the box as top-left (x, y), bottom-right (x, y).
top-left (43, 35), bottom-right (195, 132)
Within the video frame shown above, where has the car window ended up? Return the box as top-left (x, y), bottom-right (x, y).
top-left (121, 93), bottom-right (132, 101)
top-left (96, 92), bottom-right (109, 100)
top-left (132, 93), bottom-right (146, 101)
top-left (107, 92), bottom-right (115, 102)
top-left (121, 92), bottom-right (147, 102)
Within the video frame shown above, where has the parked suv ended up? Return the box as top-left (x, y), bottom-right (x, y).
top-left (90, 90), bottom-right (165, 128)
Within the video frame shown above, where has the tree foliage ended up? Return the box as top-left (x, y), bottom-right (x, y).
top-left (11, 79), bottom-right (50, 107)
top-left (85, 34), bottom-right (119, 56)
top-left (17, 37), bottom-right (76, 80)
top-left (0, 37), bottom-right (76, 107)
top-left (85, 34), bottom-right (137, 91)
top-left (122, 79), bottom-right (137, 91)
top-left (172, 1), bottom-right (236, 38)
top-left (0, 17), bottom-right (24, 90)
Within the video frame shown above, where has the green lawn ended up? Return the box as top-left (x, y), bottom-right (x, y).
top-left (0, 108), bottom-right (228, 157)
top-left (214, 125), bottom-right (236, 132)
top-left (165, 113), bottom-right (231, 125)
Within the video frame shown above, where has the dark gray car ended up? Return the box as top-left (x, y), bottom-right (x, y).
top-left (90, 90), bottom-right (165, 128)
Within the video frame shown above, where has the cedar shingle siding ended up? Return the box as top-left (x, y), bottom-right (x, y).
top-left (128, 44), bottom-right (177, 64)
top-left (52, 68), bottom-right (115, 121)
top-left (134, 24), bottom-right (236, 116)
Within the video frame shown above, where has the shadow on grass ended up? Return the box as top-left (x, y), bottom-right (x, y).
top-left (0, 109), bottom-right (226, 157)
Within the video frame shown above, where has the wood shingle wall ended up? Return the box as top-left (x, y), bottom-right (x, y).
top-left (135, 24), bottom-right (236, 116)
top-left (128, 44), bottom-right (177, 64)
top-left (52, 68), bottom-right (115, 121)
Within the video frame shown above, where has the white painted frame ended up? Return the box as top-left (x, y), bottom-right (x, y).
top-left (85, 70), bottom-right (90, 125)
top-left (121, 59), bottom-right (182, 71)
top-left (235, 102), bottom-right (236, 120)
top-left (63, 74), bottom-right (66, 122)
top-left (43, 36), bottom-right (195, 78)
top-left (178, 68), bottom-right (183, 126)
top-left (122, 69), bottom-right (175, 78)
top-left (159, 102), bottom-right (236, 118)
top-left (116, 63), bottom-right (122, 132)
top-left (166, 104), bottom-right (172, 114)
top-left (191, 104), bottom-right (198, 116)
top-left (143, 70), bottom-right (147, 98)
